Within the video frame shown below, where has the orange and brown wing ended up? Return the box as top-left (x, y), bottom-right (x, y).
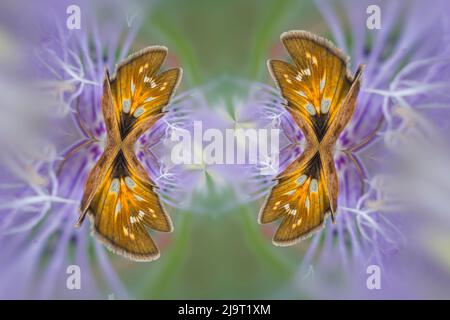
top-left (109, 46), bottom-right (182, 139)
top-left (268, 30), bottom-right (361, 143)
top-left (78, 71), bottom-right (119, 225)
top-left (261, 30), bottom-right (363, 244)
top-left (259, 149), bottom-right (331, 245)
top-left (78, 46), bottom-right (181, 261)
top-left (88, 150), bottom-right (172, 261)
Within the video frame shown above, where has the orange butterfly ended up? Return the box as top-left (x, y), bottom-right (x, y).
top-left (259, 31), bottom-right (364, 245)
top-left (76, 46), bottom-right (182, 261)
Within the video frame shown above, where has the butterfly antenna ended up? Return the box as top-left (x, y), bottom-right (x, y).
top-left (57, 139), bottom-right (95, 176)
top-left (342, 150), bottom-right (366, 196)
top-left (338, 115), bottom-right (385, 195)
top-left (57, 97), bottom-right (99, 176)
top-left (347, 115), bottom-right (385, 153)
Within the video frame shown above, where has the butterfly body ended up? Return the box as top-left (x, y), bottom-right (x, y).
top-left (77, 46), bottom-right (182, 261)
top-left (260, 31), bottom-right (364, 245)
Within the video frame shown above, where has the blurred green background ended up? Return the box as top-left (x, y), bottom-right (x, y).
top-left (110, 0), bottom-right (333, 299)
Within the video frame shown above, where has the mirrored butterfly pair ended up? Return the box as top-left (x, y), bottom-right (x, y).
top-left (77, 31), bottom-right (364, 261)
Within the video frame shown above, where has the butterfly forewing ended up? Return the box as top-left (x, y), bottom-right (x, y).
top-left (109, 46), bottom-right (182, 138)
top-left (323, 65), bottom-right (364, 145)
top-left (269, 30), bottom-right (355, 142)
top-left (78, 46), bottom-right (181, 261)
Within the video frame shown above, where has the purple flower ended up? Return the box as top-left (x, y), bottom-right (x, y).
top-left (1, 0), bottom-right (449, 300)
top-left (263, 0), bottom-right (450, 298)
top-left (0, 0), bottom-right (152, 299)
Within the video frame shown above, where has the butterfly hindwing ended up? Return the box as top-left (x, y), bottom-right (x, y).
top-left (319, 145), bottom-right (339, 216)
top-left (268, 30), bottom-right (356, 142)
top-left (89, 150), bottom-right (171, 261)
top-left (259, 150), bottom-right (330, 245)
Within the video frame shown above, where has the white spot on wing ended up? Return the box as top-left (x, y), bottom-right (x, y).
top-left (297, 90), bottom-right (306, 98)
top-left (131, 211), bottom-right (145, 224)
top-left (319, 78), bottom-right (325, 93)
top-left (306, 103), bottom-right (316, 116)
top-left (305, 52), bottom-right (318, 66)
top-left (124, 176), bottom-right (136, 188)
top-left (133, 107), bottom-right (144, 118)
top-left (296, 174), bottom-right (307, 185)
top-left (302, 68), bottom-right (311, 76)
top-left (292, 217), bottom-right (302, 229)
top-left (310, 179), bottom-right (318, 193)
top-left (321, 99), bottom-right (331, 113)
top-left (115, 201), bottom-right (121, 215)
top-left (273, 200), bottom-right (281, 210)
top-left (283, 74), bottom-right (292, 84)
top-left (144, 76), bottom-right (157, 88)
top-left (110, 179), bottom-right (120, 193)
top-left (122, 99), bottom-right (131, 113)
